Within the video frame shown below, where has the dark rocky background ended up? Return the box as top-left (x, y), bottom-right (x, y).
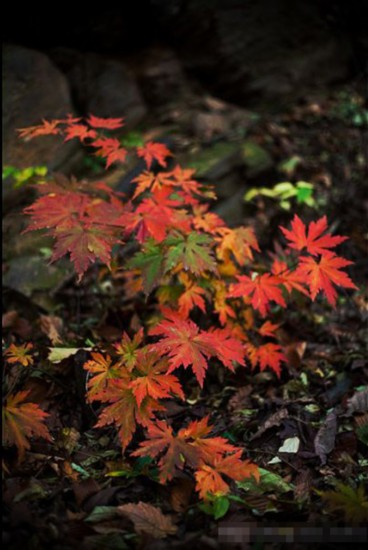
top-left (3, 3), bottom-right (368, 548)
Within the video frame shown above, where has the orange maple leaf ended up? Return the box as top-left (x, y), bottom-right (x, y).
top-left (246, 342), bottom-right (287, 377)
top-left (130, 350), bottom-right (184, 407)
top-left (5, 343), bottom-right (34, 367)
top-left (280, 215), bottom-right (348, 256)
top-left (296, 252), bottom-right (357, 306)
top-left (271, 259), bottom-right (310, 297)
top-left (216, 226), bottom-right (260, 266)
top-left (195, 451), bottom-right (260, 500)
top-left (137, 141), bottom-right (173, 169)
top-left (177, 282), bottom-right (207, 318)
top-left (94, 381), bottom-right (164, 449)
top-left (3, 391), bottom-right (51, 461)
top-left (132, 171), bottom-right (174, 199)
top-left (17, 119), bottom-right (61, 140)
top-left (84, 352), bottom-right (124, 399)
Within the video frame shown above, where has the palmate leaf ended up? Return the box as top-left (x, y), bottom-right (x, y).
top-left (229, 273), bottom-right (286, 317)
top-left (216, 226), bottom-right (260, 266)
top-left (319, 482), bottom-right (368, 523)
top-left (4, 343), bottom-right (34, 367)
top-left (195, 451), bottom-right (260, 500)
top-left (279, 214), bottom-right (348, 256)
top-left (296, 252), bottom-right (358, 306)
top-left (52, 222), bottom-right (116, 281)
top-left (134, 416), bottom-right (259, 499)
top-left (149, 309), bottom-right (245, 387)
top-left (86, 115), bottom-right (124, 130)
top-left (84, 352), bottom-right (125, 399)
top-left (164, 232), bottom-right (217, 276)
top-left (3, 391), bottom-right (51, 461)
top-left (94, 381), bottom-right (165, 449)
top-left (24, 190), bottom-right (126, 280)
top-left (246, 343), bottom-right (287, 377)
top-left (132, 420), bottom-right (200, 482)
top-left (136, 142), bottom-right (173, 169)
top-left (127, 240), bottom-right (165, 294)
top-left (177, 283), bottom-right (207, 318)
top-left (131, 350), bottom-right (184, 407)
top-left (64, 124), bottom-right (97, 142)
top-left (114, 329), bottom-right (144, 371)
top-left (118, 501), bottom-right (177, 538)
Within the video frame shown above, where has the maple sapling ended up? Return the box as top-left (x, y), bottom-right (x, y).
top-left (6, 115), bottom-right (357, 499)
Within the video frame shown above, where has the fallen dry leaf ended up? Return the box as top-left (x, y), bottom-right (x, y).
top-left (347, 388), bottom-right (368, 415)
top-left (118, 501), bottom-right (177, 538)
top-left (250, 408), bottom-right (289, 441)
top-left (314, 410), bottom-right (337, 464)
top-left (40, 315), bottom-right (63, 345)
top-left (170, 479), bottom-right (194, 513)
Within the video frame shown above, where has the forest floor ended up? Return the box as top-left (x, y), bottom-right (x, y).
top-left (3, 81), bottom-right (368, 549)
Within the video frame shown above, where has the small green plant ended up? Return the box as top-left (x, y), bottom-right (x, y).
top-left (3, 164), bottom-right (48, 188)
top-left (332, 91), bottom-right (368, 127)
top-left (244, 181), bottom-right (316, 210)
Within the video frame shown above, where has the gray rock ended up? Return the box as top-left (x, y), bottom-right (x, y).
top-left (63, 52), bottom-right (147, 128)
top-left (3, 44), bottom-right (75, 171)
top-left (152, 0), bottom-right (351, 108)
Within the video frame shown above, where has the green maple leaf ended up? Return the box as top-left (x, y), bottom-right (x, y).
top-left (128, 240), bottom-right (165, 294)
top-left (164, 232), bottom-right (217, 276)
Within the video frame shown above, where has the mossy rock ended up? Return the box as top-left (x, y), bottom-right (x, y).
top-left (241, 140), bottom-right (274, 177)
top-left (184, 141), bottom-right (243, 180)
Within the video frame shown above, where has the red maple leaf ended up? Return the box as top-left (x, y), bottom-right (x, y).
top-left (91, 137), bottom-right (128, 168)
top-left (182, 416), bottom-right (238, 463)
top-left (132, 171), bottom-right (174, 199)
top-left (149, 309), bottom-right (244, 387)
top-left (246, 342), bottom-right (287, 377)
top-left (137, 142), bottom-right (173, 169)
top-left (24, 192), bottom-right (88, 232)
top-left (132, 419), bottom-right (200, 482)
top-left (64, 124), bottom-right (97, 142)
top-left (279, 215), bottom-right (348, 256)
top-left (258, 321), bottom-right (280, 338)
top-left (18, 119), bottom-right (62, 140)
top-left (229, 273), bottom-right (286, 316)
top-left (271, 259), bottom-right (310, 297)
top-left (86, 114), bottom-right (124, 130)
top-left (24, 191), bottom-right (126, 280)
top-left (51, 222), bottom-right (116, 281)
top-left (296, 252), bottom-right (357, 306)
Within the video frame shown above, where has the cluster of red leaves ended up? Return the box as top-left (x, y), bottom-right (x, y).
top-left (83, 334), bottom-right (258, 499)
top-left (9, 115), bottom-right (358, 497)
top-left (133, 417), bottom-right (259, 499)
